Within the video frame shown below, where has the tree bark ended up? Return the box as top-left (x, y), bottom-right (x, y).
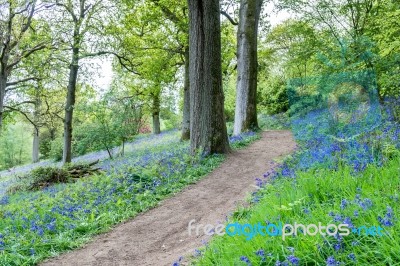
top-left (181, 46), bottom-right (190, 140)
top-left (0, 74), bottom-right (6, 130)
top-left (32, 86), bottom-right (40, 163)
top-left (32, 128), bottom-right (40, 163)
top-left (63, 47), bottom-right (80, 164)
top-left (233, 0), bottom-right (262, 135)
top-left (152, 92), bottom-right (161, 135)
top-left (188, 0), bottom-right (230, 155)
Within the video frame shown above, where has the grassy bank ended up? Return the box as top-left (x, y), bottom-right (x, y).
top-left (0, 131), bottom-right (259, 265)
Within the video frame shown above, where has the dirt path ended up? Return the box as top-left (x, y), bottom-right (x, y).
top-left (41, 130), bottom-right (296, 266)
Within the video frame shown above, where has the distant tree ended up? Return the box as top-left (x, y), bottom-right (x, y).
top-left (111, 0), bottom-right (182, 135)
top-left (0, 0), bottom-right (49, 130)
top-left (49, 0), bottom-right (113, 164)
top-left (149, 0), bottom-right (191, 140)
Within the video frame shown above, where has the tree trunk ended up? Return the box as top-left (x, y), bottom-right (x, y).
top-left (32, 128), bottom-right (40, 163)
top-left (152, 92), bottom-right (161, 134)
top-left (188, 0), bottom-right (230, 155)
top-left (0, 74), bottom-right (6, 130)
top-left (63, 47), bottom-right (80, 164)
top-left (32, 85), bottom-right (41, 163)
top-left (233, 0), bottom-right (262, 135)
top-left (121, 139), bottom-right (125, 156)
top-left (181, 46), bottom-right (190, 140)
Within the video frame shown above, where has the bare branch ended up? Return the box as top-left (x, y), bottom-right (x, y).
top-left (220, 10), bottom-right (238, 26)
top-left (3, 105), bottom-right (38, 132)
top-left (79, 51), bottom-right (141, 74)
top-left (6, 77), bottom-right (37, 87)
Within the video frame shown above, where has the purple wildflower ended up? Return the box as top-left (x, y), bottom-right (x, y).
top-left (287, 255), bottom-right (300, 265)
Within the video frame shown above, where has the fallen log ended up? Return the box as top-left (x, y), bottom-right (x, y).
top-left (66, 160), bottom-right (102, 179)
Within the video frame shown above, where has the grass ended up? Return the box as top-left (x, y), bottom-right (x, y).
top-left (194, 157), bottom-right (400, 265)
top-left (192, 101), bottom-right (400, 266)
top-left (0, 130), bottom-right (259, 266)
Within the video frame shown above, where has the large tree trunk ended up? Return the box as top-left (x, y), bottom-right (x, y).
top-left (233, 0), bottom-right (262, 135)
top-left (152, 92), bottom-right (161, 135)
top-left (63, 47), bottom-right (79, 164)
top-left (188, 0), bottom-right (230, 155)
top-left (181, 46), bottom-right (190, 141)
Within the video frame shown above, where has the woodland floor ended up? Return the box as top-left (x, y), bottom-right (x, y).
top-left (40, 130), bottom-right (296, 266)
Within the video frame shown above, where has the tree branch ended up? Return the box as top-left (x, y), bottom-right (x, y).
top-left (220, 10), bottom-right (238, 26)
top-left (7, 43), bottom-right (47, 70)
top-left (56, 1), bottom-right (78, 22)
top-left (4, 105), bottom-right (38, 132)
top-left (150, 0), bottom-right (184, 28)
top-left (6, 77), bottom-right (37, 87)
top-left (79, 51), bottom-right (141, 74)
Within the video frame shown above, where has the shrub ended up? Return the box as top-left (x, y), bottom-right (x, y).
top-left (258, 112), bottom-right (291, 130)
top-left (28, 166), bottom-right (71, 190)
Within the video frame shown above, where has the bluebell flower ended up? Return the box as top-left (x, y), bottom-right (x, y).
top-left (348, 253), bottom-right (356, 261)
top-left (287, 255), bottom-right (299, 265)
top-left (194, 249), bottom-right (202, 257)
top-left (378, 216), bottom-right (393, 227)
top-left (333, 214), bottom-right (342, 222)
top-left (359, 198), bottom-right (373, 210)
top-left (240, 256), bottom-right (252, 266)
top-left (334, 242), bottom-right (342, 252)
top-left (172, 256), bottom-right (183, 266)
top-left (326, 256), bottom-right (336, 266)
top-left (386, 206), bottom-right (393, 218)
top-left (255, 178), bottom-right (264, 187)
top-left (0, 196), bottom-right (9, 205)
top-left (340, 199), bottom-right (348, 210)
top-left (343, 217), bottom-right (353, 228)
top-left (255, 249), bottom-right (265, 257)
top-left (255, 249), bottom-right (266, 261)
top-left (378, 206), bottom-right (395, 226)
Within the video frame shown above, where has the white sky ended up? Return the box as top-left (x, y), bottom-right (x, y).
top-left (266, 1), bottom-right (292, 27)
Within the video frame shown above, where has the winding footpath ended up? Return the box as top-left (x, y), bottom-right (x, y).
top-left (41, 130), bottom-right (296, 266)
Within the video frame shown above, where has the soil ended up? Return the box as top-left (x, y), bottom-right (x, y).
top-left (41, 130), bottom-right (296, 266)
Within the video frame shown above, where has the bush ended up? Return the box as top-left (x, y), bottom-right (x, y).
top-left (258, 112), bottom-right (291, 130)
top-left (161, 109), bottom-right (181, 131)
top-left (258, 76), bottom-right (289, 115)
top-left (7, 162), bottom-right (103, 193)
top-left (7, 166), bottom-right (71, 193)
top-left (29, 167), bottom-right (71, 190)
